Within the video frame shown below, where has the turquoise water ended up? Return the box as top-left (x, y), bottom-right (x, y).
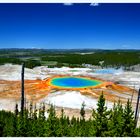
top-left (50, 77), bottom-right (102, 88)
top-left (95, 68), bottom-right (123, 74)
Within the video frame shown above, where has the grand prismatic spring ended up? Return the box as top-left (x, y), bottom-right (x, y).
top-left (50, 76), bottom-right (102, 89)
top-left (0, 74), bottom-right (137, 104)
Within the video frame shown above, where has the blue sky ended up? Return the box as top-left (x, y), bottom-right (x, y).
top-left (0, 3), bottom-right (140, 49)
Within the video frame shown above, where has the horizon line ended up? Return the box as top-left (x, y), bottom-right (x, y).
top-left (0, 48), bottom-right (140, 50)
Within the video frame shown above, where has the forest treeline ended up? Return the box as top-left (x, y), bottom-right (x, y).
top-left (41, 52), bottom-right (140, 68)
top-left (0, 50), bottom-right (140, 68)
top-left (0, 93), bottom-right (140, 137)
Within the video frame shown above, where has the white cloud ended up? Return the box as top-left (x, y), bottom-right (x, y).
top-left (121, 44), bottom-right (131, 49)
top-left (63, 3), bottom-right (73, 6)
top-left (90, 3), bottom-right (99, 7)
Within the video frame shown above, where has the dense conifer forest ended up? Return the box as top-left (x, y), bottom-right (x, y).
top-left (0, 49), bottom-right (140, 68)
top-left (0, 94), bottom-right (140, 137)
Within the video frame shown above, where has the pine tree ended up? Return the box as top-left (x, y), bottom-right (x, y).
top-left (122, 99), bottom-right (135, 136)
top-left (80, 102), bottom-right (85, 120)
top-left (36, 103), bottom-right (46, 136)
top-left (16, 109), bottom-right (28, 136)
top-left (15, 104), bottom-right (19, 116)
top-left (13, 104), bottom-right (19, 136)
top-left (33, 104), bottom-right (37, 120)
top-left (87, 117), bottom-right (96, 136)
top-left (0, 120), bottom-right (4, 136)
top-left (2, 118), bottom-right (13, 136)
top-left (29, 102), bottom-right (33, 119)
top-left (135, 127), bottom-right (140, 136)
top-left (60, 108), bottom-right (65, 136)
top-left (38, 103), bottom-right (46, 120)
top-left (56, 108), bottom-right (69, 136)
top-left (26, 103), bottom-right (37, 136)
top-left (92, 92), bottom-right (110, 137)
top-left (80, 102), bottom-right (86, 136)
top-left (69, 116), bottom-right (77, 136)
top-left (2, 111), bottom-right (14, 136)
top-left (46, 104), bottom-right (58, 136)
top-left (107, 100), bottom-right (125, 136)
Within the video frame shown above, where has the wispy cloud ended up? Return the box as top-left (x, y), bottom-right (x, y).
top-left (121, 44), bottom-right (131, 49)
top-left (90, 3), bottom-right (99, 7)
top-left (63, 3), bottom-right (73, 6)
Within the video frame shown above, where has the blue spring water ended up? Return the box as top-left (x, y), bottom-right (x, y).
top-left (50, 76), bottom-right (102, 88)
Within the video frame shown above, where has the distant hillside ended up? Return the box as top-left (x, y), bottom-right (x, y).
top-left (0, 48), bottom-right (140, 69)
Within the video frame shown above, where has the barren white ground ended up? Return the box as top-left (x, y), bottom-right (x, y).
top-left (0, 64), bottom-right (140, 112)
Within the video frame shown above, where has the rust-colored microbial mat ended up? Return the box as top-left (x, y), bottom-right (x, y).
top-left (0, 75), bottom-right (137, 106)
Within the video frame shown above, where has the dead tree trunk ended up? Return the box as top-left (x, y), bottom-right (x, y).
top-left (135, 88), bottom-right (140, 127)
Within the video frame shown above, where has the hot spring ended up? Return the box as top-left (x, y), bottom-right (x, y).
top-left (50, 76), bottom-right (102, 88)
